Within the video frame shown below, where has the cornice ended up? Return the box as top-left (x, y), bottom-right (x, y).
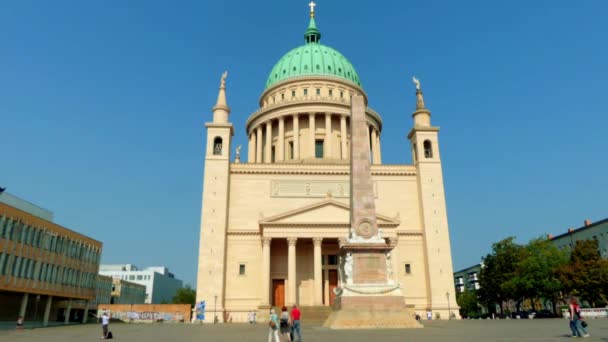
top-left (226, 231), bottom-right (261, 236)
top-left (260, 75), bottom-right (368, 104)
top-left (260, 222), bottom-right (399, 228)
top-left (407, 126), bottom-right (440, 139)
top-left (396, 230), bottom-right (424, 237)
top-left (230, 163), bottom-right (417, 176)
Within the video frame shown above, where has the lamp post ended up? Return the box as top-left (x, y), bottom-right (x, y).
top-left (446, 291), bottom-right (451, 320)
top-left (214, 295), bottom-right (218, 324)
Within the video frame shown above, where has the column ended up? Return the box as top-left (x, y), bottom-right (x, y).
top-left (389, 237), bottom-right (399, 283)
top-left (64, 299), bottom-right (72, 324)
top-left (256, 126), bottom-right (263, 163)
top-left (313, 238), bottom-right (323, 305)
top-left (265, 121), bottom-right (272, 163)
top-left (293, 114), bottom-right (300, 160)
top-left (365, 124), bottom-right (371, 158)
top-left (19, 293), bottom-right (28, 320)
top-left (287, 237), bottom-right (297, 305)
top-left (371, 128), bottom-right (379, 164)
top-left (308, 113), bottom-right (316, 158)
top-left (82, 300), bottom-right (89, 323)
top-left (261, 237), bottom-right (271, 306)
top-left (340, 115), bottom-right (347, 160)
top-left (248, 133), bottom-right (255, 163)
top-left (278, 117), bottom-right (285, 162)
top-left (324, 113), bottom-right (332, 158)
top-left (43, 296), bottom-right (53, 327)
top-left (377, 133), bottom-right (382, 164)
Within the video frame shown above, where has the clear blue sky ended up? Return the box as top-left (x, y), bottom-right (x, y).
top-left (1, 1), bottom-right (606, 285)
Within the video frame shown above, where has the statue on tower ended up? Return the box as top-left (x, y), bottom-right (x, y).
top-left (412, 76), bottom-right (426, 109)
top-left (412, 76), bottom-right (421, 91)
top-left (235, 145), bottom-right (242, 163)
top-left (220, 71), bottom-right (228, 88)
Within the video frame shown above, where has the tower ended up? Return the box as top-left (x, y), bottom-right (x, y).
top-left (196, 71), bottom-right (234, 322)
top-left (407, 78), bottom-right (459, 318)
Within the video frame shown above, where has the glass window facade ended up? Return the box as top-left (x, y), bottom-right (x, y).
top-left (0, 205), bottom-right (102, 300)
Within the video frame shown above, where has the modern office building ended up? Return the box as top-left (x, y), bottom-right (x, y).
top-left (94, 275), bottom-right (113, 307)
top-left (99, 264), bottom-right (183, 304)
top-left (549, 218), bottom-right (608, 258)
top-left (453, 264), bottom-right (482, 294)
top-left (110, 278), bottom-right (146, 304)
top-left (0, 192), bottom-right (102, 326)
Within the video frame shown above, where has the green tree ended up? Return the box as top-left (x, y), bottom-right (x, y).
top-left (558, 240), bottom-right (608, 307)
top-left (505, 238), bottom-right (568, 314)
top-left (478, 237), bottom-right (525, 314)
top-left (172, 285), bottom-right (196, 307)
top-left (457, 290), bottom-right (480, 318)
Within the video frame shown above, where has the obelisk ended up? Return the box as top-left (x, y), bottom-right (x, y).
top-left (323, 95), bottom-right (422, 329)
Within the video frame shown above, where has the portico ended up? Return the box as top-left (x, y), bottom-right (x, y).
top-left (258, 199), bottom-right (399, 308)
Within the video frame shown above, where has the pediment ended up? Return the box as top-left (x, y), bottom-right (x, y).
top-left (259, 199), bottom-right (400, 227)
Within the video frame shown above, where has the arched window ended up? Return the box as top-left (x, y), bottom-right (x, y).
top-left (213, 137), bottom-right (223, 155)
top-left (423, 140), bottom-right (433, 158)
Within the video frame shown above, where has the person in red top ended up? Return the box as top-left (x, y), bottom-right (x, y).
top-left (568, 297), bottom-right (589, 338)
top-left (290, 304), bottom-right (302, 342)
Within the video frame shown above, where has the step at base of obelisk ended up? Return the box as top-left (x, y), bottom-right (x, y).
top-left (324, 295), bottom-right (422, 329)
top-left (323, 307), bottom-right (422, 329)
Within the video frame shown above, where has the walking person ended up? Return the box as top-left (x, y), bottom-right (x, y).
top-left (290, 304), bottom-right (302, 342)
top-left (568, 297), bottom-right (589, 338)
top-left (267, 308), bottom-right (280, 342)
top-left (101, 311), bottom-right (110, 339)
top-left (279, 306), bottom-right (291, 342)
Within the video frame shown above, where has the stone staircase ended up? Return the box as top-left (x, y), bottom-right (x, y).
top-left (299, 306), bottom-right (333, 324)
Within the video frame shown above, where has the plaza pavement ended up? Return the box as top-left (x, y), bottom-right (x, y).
top-left (1, 319), bottom-right (607, 341)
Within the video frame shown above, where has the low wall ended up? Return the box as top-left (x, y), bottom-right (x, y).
top-left (97, 304), bottom-right (191, 323)
top-left (561, 308), bottom-right (608, 319)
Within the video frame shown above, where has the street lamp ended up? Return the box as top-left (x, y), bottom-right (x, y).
top-left (446, 291), bottom-right (451, 320)
top-left (214, 295), bottom-right (218, 324)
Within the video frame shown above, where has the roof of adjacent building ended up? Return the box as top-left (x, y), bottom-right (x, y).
top-left (0, 192), bottom-right (54, 221)
top-left (0, 200), bottom-right (102, 246)
top-left (453, 263), bottom-right (482, 275)
top-left (265, 16), bottom-right (361, 89)
top-left (550, 218), bottom-right (608, 241)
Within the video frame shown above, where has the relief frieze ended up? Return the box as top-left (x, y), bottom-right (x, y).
top-left (270, 180), bottom-right (377, 198)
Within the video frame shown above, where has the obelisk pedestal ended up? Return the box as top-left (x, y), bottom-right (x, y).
top-left (323, 95), bottom-right (422, 329)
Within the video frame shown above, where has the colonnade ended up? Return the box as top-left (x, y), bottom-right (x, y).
top-left (247, 113), bottom-right (382, 164)
top-left (261, 237), bottom-right (325, 306)
top-left (259, 236), bottom-right (400, 307)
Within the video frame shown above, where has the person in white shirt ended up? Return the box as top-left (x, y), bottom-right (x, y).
top-left (101, 312), bottom-right (110, 339)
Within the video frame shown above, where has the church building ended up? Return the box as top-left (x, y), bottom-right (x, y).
top-left (196, 4), bottom-right (459, 322)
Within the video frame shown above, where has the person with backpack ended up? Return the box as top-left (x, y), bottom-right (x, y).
top-left (569, 297), bottom-right (589, 338)
top-left (279, 306), bottom-right (291, 342)
top-left (267, 308), bottom-right (280, 342)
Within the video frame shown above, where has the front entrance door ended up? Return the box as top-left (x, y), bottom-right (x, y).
top-left (328, 270), bottom-right (338, 306)
top-left (272, 279), bottom-right (285, 307)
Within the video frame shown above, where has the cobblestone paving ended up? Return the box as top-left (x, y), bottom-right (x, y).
top-left (2, 319), bottom-right (607, 341)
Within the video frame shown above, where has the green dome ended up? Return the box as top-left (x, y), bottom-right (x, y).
top-left (265, 17), bottom-right (362, 89)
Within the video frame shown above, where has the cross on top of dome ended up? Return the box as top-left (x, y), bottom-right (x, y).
top-left (309, 1), bottom-right (316, 17)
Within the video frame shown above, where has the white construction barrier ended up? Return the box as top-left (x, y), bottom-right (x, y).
top-left (562, 308), bottom-right (608, 319)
